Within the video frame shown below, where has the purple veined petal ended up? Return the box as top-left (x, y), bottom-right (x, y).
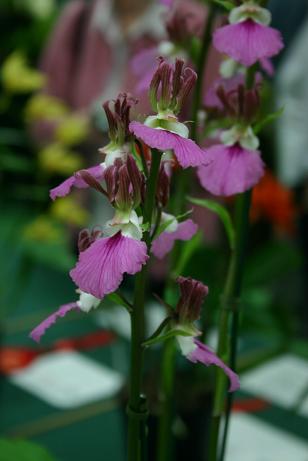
top-left (197, 144), bottom-right (264, 196)
top-left (152, 219), bottom-right (198, 259)
top-left (29, 302), bottom-right (79, 343)
top-left (70, 232), bottom-right (149, 299)
top-left (129, 122), bottom-right (206, 168)
top-left (50, 164), bottom-right (105, 200)
top-left (213, 19), bottom-right (284, 67)
top-left (188, 339), bottom-right (240, 392)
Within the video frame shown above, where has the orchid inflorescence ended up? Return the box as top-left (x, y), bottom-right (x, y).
top-left (29, 1), bottom-right (284, 459)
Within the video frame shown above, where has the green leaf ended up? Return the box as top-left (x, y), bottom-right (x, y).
top-left (188, 197), bottom-right (235, 250)
top-left (106, 292), bottom-right (132, 312)
top-left (143, 328), bottom-right (191, 347)
top-left (0, 438), bottom-right (57, 461)
top-left (212, 0), bottom-right (235, 11)
top-left (254, 106), bottom-right (284, 134)
top-left (173, 231), bottom-right (203, 277)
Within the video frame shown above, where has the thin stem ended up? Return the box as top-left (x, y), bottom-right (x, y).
top-left (208, 191), bottom-right (251, 461)
top-left (127, 149), bottom-right (162, 461)
top-left (156, 338), bottom-right (177, 461)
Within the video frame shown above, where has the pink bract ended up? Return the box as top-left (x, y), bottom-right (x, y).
top-left (152, 219), bottom-right (198, 259)
top-left (129, 121), bottom-right (205, 168)
top-left (213, 19), bottom-right (283, 67)
top-left (50, 164), bottom-right (105, 200)
top-left (70, 233), bottom-right (149, 299)
top-left (29, 302), bottom-right (79, 343)
top-left (197, 144), bottom-right (264, 196)
top-left (188, 339), bottom-right (240, 392)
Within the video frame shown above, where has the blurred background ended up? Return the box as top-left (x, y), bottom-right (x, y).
top-left (0, 0), bottom-right (308, 460)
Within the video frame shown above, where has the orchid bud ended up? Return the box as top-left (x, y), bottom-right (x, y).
top-left (175, 276), bottom-right (209, 323)
top-left (102, 93), bottom-right (137, 146)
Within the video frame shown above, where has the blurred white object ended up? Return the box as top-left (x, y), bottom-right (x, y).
top-left (276, 16), bottom-right (308, 186)
top-left (241, 354), bottom-right (308, 414)
top-left (10, 351), bottom-right (123, 408)
top-left (226, 413), bottom-right (308, 461)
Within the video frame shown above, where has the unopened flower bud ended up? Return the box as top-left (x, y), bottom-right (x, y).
top-left (175, 276), bottom-right (209, 323)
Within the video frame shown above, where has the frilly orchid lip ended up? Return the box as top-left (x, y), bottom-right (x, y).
top-left (70, 232), bottom-right (149, 299)
top-left (198, 144), bottom-right (264, 196)
top-left (50, 164), bottom-right (105, 200)
top-left (188, 339), bottom-right (240, 392)
top-left (129, 121), bottom-right (205, 168)
top-left (213, 19), bottom-right (283, 67)
top-left (29, 302), bottom-right (79, 343)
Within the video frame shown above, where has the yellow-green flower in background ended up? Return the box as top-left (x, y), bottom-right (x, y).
top-left (1, 52), bottom-right (46, 93)
top-left (55, 114), bottom-right (89, 146)
top-left (38, 143), bottom-right (83, 175)
top-left (23, 215), bottom-right (61, 242)
top-left (24, 93), bottom-right (68, 123)
top-left (51, 196), bottom-right (89, 227)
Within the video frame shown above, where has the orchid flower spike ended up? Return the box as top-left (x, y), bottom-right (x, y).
top-left (213, 1), bottom-right (284, 67)
top-left (173, 277), bottom-right (240, 392)
top-left (130, 59), bottom-right (206, 168)
top-left (49, 93), bottom-right (136, 200)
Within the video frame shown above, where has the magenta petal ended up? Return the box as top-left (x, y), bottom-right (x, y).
top-left (188, 339), bottom-right (240, 392)
top-left (49, 164), bottom-right (105, 200)
top-left (152, 219), bottom-right (198, 259)
top-left (129, 122), bottom-right (205, 168)
top-left (29, 302), bottom-right (79, 343)
top-left (70, 233), bottom-right (149, 299)
top-left (213, 20), bottom-right (284, 67)
top-left (197, 144), bottom-right (264, 196)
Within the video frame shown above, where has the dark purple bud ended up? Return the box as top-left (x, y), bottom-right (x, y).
top-left (104, 157), bottom-right (145, 210)
top-left (126, 154), bottom-right (145, 207)
top-left (102, 93), bottom-right (137, 144)
top-left (175, 276), bottom-right (209, 323)
top-left (78, 227), bottom-right (102, 252)
top-left (77, 170), bottom-right (108, 197)
top-left (156, 163), bottom-right (170, 207)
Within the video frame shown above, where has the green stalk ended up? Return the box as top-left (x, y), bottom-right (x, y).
top-left (217, 64), bottom-right (257, 461)
top-left (208, 191), bottom-right (251, 461)
top-left (156, 6), bottom-right (217, 461)
top-left (127, 150), bottom-right (162, 461)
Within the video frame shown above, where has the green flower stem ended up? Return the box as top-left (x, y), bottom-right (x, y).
top-left (156, 6), bottom-right (217, 461)
top-left (208, 191), bottom-right (251, 461)
top-left (127, 149), bottom-right (162, 461)
top-left (217, 64), bottom-right (258, 461)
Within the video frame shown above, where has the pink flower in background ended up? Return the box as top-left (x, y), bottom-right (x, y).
top-left (213, 2), bottom-right (283, 67)
top-left (70, 232), bottom-right (148, 299)
top-left (198, 143), bottom-right (264, 197)
top-left (50, 164), bottom-right (105, 200)
top-left (152, 216), bottom-right (197, 259)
